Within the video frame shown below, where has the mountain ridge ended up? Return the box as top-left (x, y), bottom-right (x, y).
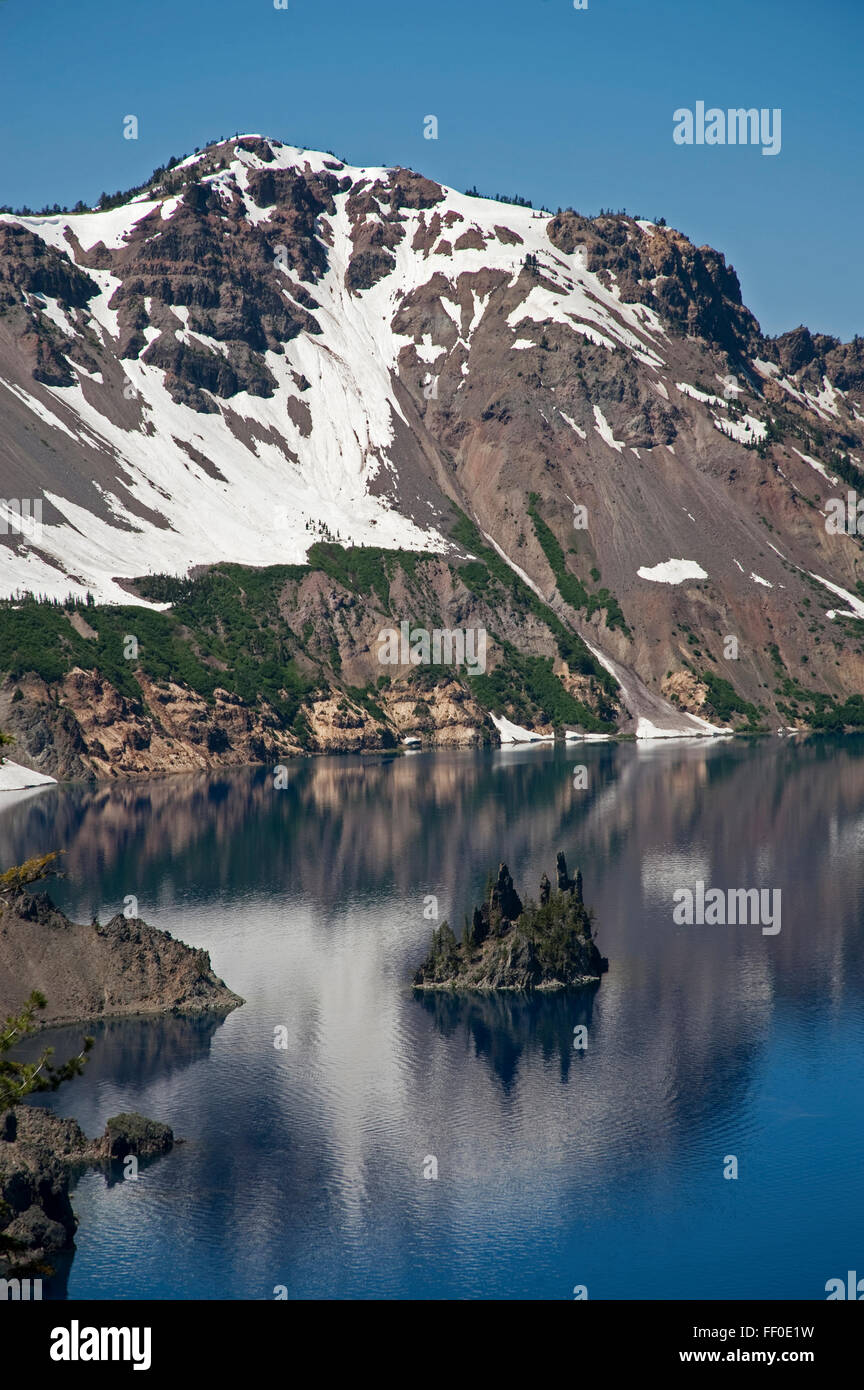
top-left (1, 132), bottom-right (864, 770)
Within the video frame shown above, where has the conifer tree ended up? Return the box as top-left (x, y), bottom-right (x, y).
top-left (0, 992), bottom-right (92, 1111)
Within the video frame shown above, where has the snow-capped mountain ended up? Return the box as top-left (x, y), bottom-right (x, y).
top-left (1, 133), bottom-right (864, 763)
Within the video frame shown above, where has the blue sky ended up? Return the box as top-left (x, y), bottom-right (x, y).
top-left (1, 0), bottom-right (861, 340)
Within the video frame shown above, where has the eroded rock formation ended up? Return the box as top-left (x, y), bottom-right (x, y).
top-left (413, 853), bottom-right (608, 991)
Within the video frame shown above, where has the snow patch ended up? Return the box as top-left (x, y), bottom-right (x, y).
top-left (0, 379), bottom-right (83, 442)
top-left (791, 448), bottom-right (838, 484)
top-left (676, 381), bottom-right (723, 405)
top-left (713, 413), bottom-right (767, 444)
top-left (5, 201), bottom-right (160, 253)
top-left (414, 334), bottom-right (445, 364)
top-left (805, 377), bottom-right (842, 420)
top-left (491, 714), bottom-right (554, 744)
top-left (479, 532), bottom-right (546, 601)
top-left (637, 559), bottom-right (707, 584)
top-left (752, 358), bottom-right (779, 379)
top-left (636, 716), bottom-right (729, 740)
top-left (593, 405), bottom-right (624, 452)
top-left (34, 296), bottom-right (76, 337)
top-left (809, 573), bottom-right (864, 619)
top-left (0, 759), bottom-right (56, 792)
top-left (560, 411), bottom-right (587, 439)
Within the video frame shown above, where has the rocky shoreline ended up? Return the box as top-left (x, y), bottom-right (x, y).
top-left (0, 1105), bottom-right (174, 1284)
top-left (413, 853), bottom-right (609, 991)
top-left (0, 877), bottom-right (243, 1291)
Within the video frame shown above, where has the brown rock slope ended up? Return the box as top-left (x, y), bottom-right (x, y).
top-left (0, 891), bottom-right (243, 1026)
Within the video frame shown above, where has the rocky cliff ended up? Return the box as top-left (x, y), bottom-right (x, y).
top-left (0, 539), bottom-right (620, 778)
top-left (0, 1106), bottom-right (173, 1283)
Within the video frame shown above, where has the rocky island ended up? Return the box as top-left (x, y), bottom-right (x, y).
top-left (413, 853), bottom-right (608, 991)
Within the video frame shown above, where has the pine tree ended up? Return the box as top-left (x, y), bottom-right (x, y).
top-left (0, 850), bottom-right (63, 896)
top-left (0, 993), bottom-right (92, 1111)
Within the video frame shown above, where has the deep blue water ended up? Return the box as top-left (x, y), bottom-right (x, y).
top-left (4, 736), bottom-right (864, 1300)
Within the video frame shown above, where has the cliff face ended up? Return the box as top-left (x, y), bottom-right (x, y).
top-left (2, 134), bottom-right (864, 763)
top-left (0, 890), bottom-right (243, 1026)
top-left (413, 854), bottom-right (608, 991)
top-left (0, 542), bottom-right (620, 779)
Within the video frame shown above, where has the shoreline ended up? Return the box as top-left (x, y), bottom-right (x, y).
top-left (0, 726), bottom-right (826, 793)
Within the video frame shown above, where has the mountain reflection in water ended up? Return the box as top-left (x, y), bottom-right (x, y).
top-left (3, 737), bottom-right (863, 1299)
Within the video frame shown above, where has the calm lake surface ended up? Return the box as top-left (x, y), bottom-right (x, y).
top-left (4, 737), bottom-right (864, 1300)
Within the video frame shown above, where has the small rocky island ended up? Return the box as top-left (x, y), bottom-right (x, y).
top-left (413, 852), bottom-right (608, 991)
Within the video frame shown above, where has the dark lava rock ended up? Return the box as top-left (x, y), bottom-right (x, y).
top-left (99, 1113), bottom-right (174, 1161)
top-left (0, 1106), bottom-right (175, 1280)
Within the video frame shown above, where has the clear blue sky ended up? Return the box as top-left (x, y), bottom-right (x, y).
top-left (1, 0), bottom-right (861, 340)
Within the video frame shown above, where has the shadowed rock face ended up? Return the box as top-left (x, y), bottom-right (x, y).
top-left (490, 862), bottom-right (523, 926)
top-left (413, 852), bottom-right (608, 991)
top-left (0, 890), bottom-right (244, 1026)
top-left (0, 875), bottom-right (232, 1283)
top-left (0, 1106), bottom-right (173, 1281)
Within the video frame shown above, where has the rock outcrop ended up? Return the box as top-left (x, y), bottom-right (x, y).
top-left (0, 891), bottom-right (244, 1026)
top-left (413, 853), bottom-right (608, 991)
top-left (0, 1105), bottom-right (173, 1281)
